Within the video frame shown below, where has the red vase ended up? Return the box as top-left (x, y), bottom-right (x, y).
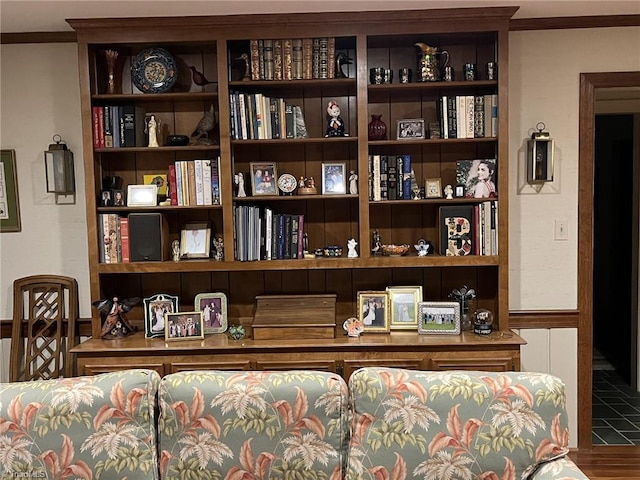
top-left (368, 114), bottom-right (387, 140)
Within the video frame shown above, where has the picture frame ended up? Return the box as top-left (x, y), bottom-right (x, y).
top-left (99, 190), bottom-right (112, 207)
top-left (143, 293), bottom-right (179, 338)
top-left (0, 150), bottom-right (21, 232)
top-left (112, 189), bottom-right (125, 206)
top-left (397, 118), bottom-right (425, 140)
top-left (250, 162), bottom-right (278, 195)
top-left (322, 162), bottom-right (347, 194)
top-left (127, 184), bottom-right (158, 207)
top-left (165, 311), bottom-right (205, 341)
top-left (425, 178), bottom-right (442, 199)
top-left (194, 292), bottom-right (228, 334)
top-left (180, 222), bottom-right (211, 259)
top-left (357, 290), bottom-right (389, 333)
top-left (417, 301), bottom-right (461, 335)
top-left (387, 286), bottom-right (423, 330)
top-left (143, 173), bottom-right (168, 196)
top-left (456, 159), bottom-right (497, 198)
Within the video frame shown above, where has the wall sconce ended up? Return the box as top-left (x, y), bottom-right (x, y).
top-left (45, 134), bottom-right (75, 202)
top-left (527, 122), bottom-right (554, 184)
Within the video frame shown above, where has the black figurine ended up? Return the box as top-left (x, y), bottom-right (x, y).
top-left (92, 296), bottom-right (140, 340)
top-left (325, 101), bottom-right (346, 137)
top-left (371, 229), bottom-right (382, 256)
top-left (335, 52), bottom-right (353, 78)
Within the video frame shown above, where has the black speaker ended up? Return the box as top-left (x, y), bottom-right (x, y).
top-left (129, 213), bottom-right (168, 262)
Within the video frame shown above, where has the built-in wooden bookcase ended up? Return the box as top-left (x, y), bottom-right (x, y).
top-left (69, 7), bottom-right (520, 376)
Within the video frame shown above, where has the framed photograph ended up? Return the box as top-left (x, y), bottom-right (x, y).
top-left (165, 311), bottom-right (205, 341)
top-left (143, 173), bottom-right (168, 196)
top-left (418, 301), bottom-right (461, 335)
top-left (425, 178), bottom-right (442, 198)
top-left (99, 190), bottom-right (112, 207)
top-left (127, 184), bottom-right (158, 206)
top-left (322, 162), bottom-right (347, 194)
top-left (397, 119), bottom-right (425, 140)
top-left (144, 293), bottom-right (179, 338)
top-left (456, 159), bottom-right (497, 198)
top-left (0, 150), bottom-right (21, 232)
top-left (194, 292), bottom-right (228, 334)
top-left (357, 290), bottom-right (389, 333)
top-left (387, 286), bottom-right (423, 330)
top-left (250, 162), bottom-right (277, 195)
top-left (180, 222), bottom-right (211, 259)
top-left (112, 189), bottom-right (125, 206)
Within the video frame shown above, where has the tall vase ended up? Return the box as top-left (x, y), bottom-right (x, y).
top-left (368, 114), bottom-right (387, 141)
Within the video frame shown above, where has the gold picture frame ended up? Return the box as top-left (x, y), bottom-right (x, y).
top-left (180, 222), bottom-right (211, 259)
top-left (357, 290), bottom-right (389, 333)
top-left (165, 311), bottom-right (205, 341)
top-left (425, 178), bottom-right (442, 198)
top-left (0, 149), bottom-right (21, 232)
top-left (250, 162), bottom-right (278, 196)
top-left (387, 286), bottom-right (423, 330)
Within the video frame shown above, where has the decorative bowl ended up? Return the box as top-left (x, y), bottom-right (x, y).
top-left (381, 244), bottom-right (410, 256)
top-left (166, 134), bottom-right (190, 146)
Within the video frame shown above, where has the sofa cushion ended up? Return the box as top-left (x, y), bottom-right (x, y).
top-left (0, 369), bottom-right (161, 479)
top-left (158, 370), bottom-right (349, 480)
top-left (346, 368), bottom-right (570, 480)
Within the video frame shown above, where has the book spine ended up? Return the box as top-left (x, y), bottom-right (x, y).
top-left (211, 157), bottom-right (221, 205)
top-left (440, 96), bottom-right (448, 139)
top-left (290, 215), bottom-right (299, 259)
top-left (264, 208), bottom-right (272, 260)
top-left (388, 161), bottom-right (397, 200)
top-left (491, 201), bottom-right (498, 255)
top-left (456, 96), bottom-right (465, 141)
top-left (98, 214), bottom-right (106, 263)
top-left (380, 155), bottom-right (388, 200)
top-left (202, 159), bottom-right (212, 205)
top-left (273, 39), bottom-right (283, 81)
top-left (327, 37), bottom-right (336, 79)
top-left (284, 215), bottom-right (292, 259)
top-left (92, 106), bottom-right (101, 148)
top-left (312, 38), bottom-right (320, 79)
top-left (276, 214), bottom-right (285, 260)
top-left (270, 97), bottom-right (280, 139)
top-left (373, 154), bottom-right (381, 201)
top-left (368, 155), bottom-right (373, 201)
top-left (318, 37), bottom-right (329, 79)
top-left (297, 215), bottom-right (304, 259)
top-left (168, 164), bottom-right (178, 206)
top-left (263, 39), bottom-right (274, 80)
top-left (108, 213), bottom-right (118, 263)
top-left (491, 94), bottom-right (498, 137)
top-left (103, 105), bottom-right (113, 148)
top-left (175, 161), bottom-right (183, 206)
top-left (474, 95), bottom-right (485, 138)
top-left (396, 155), bottom-right (404, 199)
top-left (285, 103), bottom-right (295, 139)
top-left (194, 159), bottom-right (204, 205)
top-left (292, 38), bottom-right (303, 80)
top-left (282, 39), bottom-right (293, 80)
top-left (250, 39), bottom-right (260, 80)
top-left (257, 39), bottom-right (265, 80)
top-left (466, 95), bottom-right (475, 139)
top-left (111, 106), bottom-right (120, 147)
top-left (302, 38), bottom-right (313, 80)
top-left (448, 96), bottom-right (457, 139)
top-left (119, 216), bottom-right (130, 263)
top-left (483, 201), bottom-right (492, 256)
top-left (188, 161), bottom-right (197, 206)
top-left (402, 154), bottom-right (412, 200)
top-left (122, 105), bottom-right (135, 147)
top-left (97, 107), bottom-right (105, 148)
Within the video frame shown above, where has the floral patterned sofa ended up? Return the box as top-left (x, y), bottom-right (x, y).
top-left (0, 368), bottom-right (590, 480)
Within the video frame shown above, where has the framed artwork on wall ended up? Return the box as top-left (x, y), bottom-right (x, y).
top-left (0, 149), bottom-right (21, 232)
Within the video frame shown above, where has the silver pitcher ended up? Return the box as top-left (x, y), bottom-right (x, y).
top-left (415, 43), bottom-right (449, 82)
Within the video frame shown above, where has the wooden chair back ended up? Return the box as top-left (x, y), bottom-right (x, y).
top-left (10, 275), bottom-right (79, 381)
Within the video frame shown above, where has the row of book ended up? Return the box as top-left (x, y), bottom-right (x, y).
top-left (99, 214), bottom-right (129, 263)
top-left (92, 105), bottom-right (145, 148)
top-left (369, 154), bottom-right (413, 201)
top-left (229, 92), bottom-right (306, 140)
top-left (249, 38), bottom-right (337, 81)
top-left (438, 94), bottom-right (498, 139)
top-left (168, 158), bottom-right (222, 207)
top-left (234, 205), bottom-right (305, 261)
top-left (439, 202), bottom-right (498, 257)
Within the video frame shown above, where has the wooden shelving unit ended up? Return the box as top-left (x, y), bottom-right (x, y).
top-left (68, 6), bottom-right (522, 377)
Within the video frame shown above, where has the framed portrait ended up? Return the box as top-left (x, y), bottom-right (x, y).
top-left (357, 290), bottom-right (389, 333)
top-left (397, 119), bottom-right (425, 140)
top-left (180, 222), bottom-right (211, 259)
top-left (144, 293), bottom-right (179, 338)
top-left (417, 301), bottom-right (461, 335)
top-left (165, 311), bottom-right (205, 341)
top-left (456, 159), bottom-right (497, 198)
top-left (194, 292), bottom-right (228, 334)
top-left (127, 184), bottom-right (158, 207)
top-left (322, 162), bottom-right (347, 195)
top-left (99, 190), bottom-right (112, 207)
top-left (425, 178), bottom-right (442, 199)
top-left (0, 150), bottom-right (21, 232)
top-left (111, 189), bottom-right (125, 206)
top-left (250, 162), bottom-right (278, 196)
top-left (387, 286), bottom-right (423, 330)
top-left (143, 173), bottom-right (168, 196)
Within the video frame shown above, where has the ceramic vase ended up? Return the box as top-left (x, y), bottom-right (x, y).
top-left (368, 114), bottom-right (387, 141)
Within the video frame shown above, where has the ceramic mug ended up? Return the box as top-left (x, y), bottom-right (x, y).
top-left (369, 67), bottom-right (384, 84)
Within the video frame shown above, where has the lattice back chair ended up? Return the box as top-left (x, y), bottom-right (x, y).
top-left (10, 275), bottom-right (79, 382)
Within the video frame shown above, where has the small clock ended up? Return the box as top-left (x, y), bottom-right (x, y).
top-left (278, 173), bottom-right (297, 195)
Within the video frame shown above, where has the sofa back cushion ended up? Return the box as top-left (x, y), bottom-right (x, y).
top-left (158, 370), bottom-right (349, 480)
top-left (0, 369), bottom-right (161, 479)
top-left (346, 368), bottom-right (570, 480)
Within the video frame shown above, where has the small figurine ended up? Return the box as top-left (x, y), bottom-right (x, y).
top-left (299, 176), bottom-right (306, 189)
top-left (235, 53), bottom-right (251, 81)
top-left (371, 229), bottom-right (382, 255)
top-left (414, 238), bottom-right (433, 257)
top-left (228, 324), bottom-right (246, 340)
top-left (349, 171), bottom-right (358, 195)
top-left (172, 240), bottom-right (180, 262)
top-left (444, 184), bottom-right (454, 199)
top-left (343, 317), bottom-right (364, 338)
top-left (234, 172), bottom-right (246, 197)
top-left (92, 296), bottom-right (140, 340)
top-left (325, 101), bottom-right (346, 137)
top-left (335, 52), bottom-right (353, 79)
top-left (145, 114), bottom-right (160, 147)
top-left (190, 104), bottom-right (216, 145)
top-left (347, 238), bottom-right (358, 258)
top-left (410, 169), bottom-right (421, 200)
top-left (213, 235), bottom-right (224, 261)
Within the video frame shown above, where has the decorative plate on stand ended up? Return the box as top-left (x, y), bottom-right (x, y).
top-left (131, 47), bottom-right (177, 93)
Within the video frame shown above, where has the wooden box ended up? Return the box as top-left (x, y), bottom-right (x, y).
top-left (252, 294), bottom-right (337, 340)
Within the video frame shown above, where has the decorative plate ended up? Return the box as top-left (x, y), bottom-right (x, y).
top-left (131, 47), bottom-right (177, 94)
top-left (278, 173), bottom-right (297, 194)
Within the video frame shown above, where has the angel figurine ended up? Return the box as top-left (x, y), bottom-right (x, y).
top-left (92, 296), bottom-right (140, 339)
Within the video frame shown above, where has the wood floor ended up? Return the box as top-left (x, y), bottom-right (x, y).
top-left (570, 446), bottom-right (640, 479)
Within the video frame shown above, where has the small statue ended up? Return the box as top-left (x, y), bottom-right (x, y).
top-left (371, 229), bottom-right (382, 255)
top-left (444, 184), bottom-right (454, 200)
top-left (235, 53), bottom-right (251, 81)
top-left (145, 114), bottom-right (160, 147)
top-left (299, 176), bottom-right (306, 189)
top-left (325, 100), bottom-right (346, 137)
top-left (92, 296), bottom-right (140, 340)
top-left (190, 104), bottom-right (216, 145)
top-left (335, 52), bottom-right (353, 79)
top-left (172, 240), bottom-right (180, 262)
top-left (213, 235), bottom-right (224, 261)
top-left (410, 169), bottom-right (421, 200)
top-left (347, 238), bottom-right (358, 258)
top-left (234, 172), bottom-right (246, 197)
top-left (349, 171), bottom-right (358, 195)
top-left (343, 317), bottom-right (363, 338)
top-left (414, 238), bottom-right (433, 257)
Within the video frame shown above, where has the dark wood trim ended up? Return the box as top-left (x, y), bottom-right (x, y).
top-left (1, 318), bottom-right (93, 338)
top-left (510, 14), bottom-right (640, 31)
top-left (578, 71), bottom-right (640, 451)
top-left (509, 310), bottom-right (579, 329)
top-left (1, 31), bottom-right (76, 44)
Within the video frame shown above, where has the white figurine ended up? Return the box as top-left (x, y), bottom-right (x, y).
top-left (146, 114), bottom-right (160, 148)
top-left (349, 171), bottom-right (358, 195)
top-left (171, 240), bottom-right (180, 262)
top-left (234, 172), bottom-right (246, 197)
top-left (444, 184), bottom-right (454, 199)
top-left (347, 238), bottom-right (358, 258)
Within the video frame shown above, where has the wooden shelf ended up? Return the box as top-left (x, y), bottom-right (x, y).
top-left (231, 137), bottom-right (357, 145)
top-left (368, 138), bottom-right (497, 146)
top-left (368, 80), bottom-right (497, 91)
top-left (92, 92), bottom-right (218, 101)
top-left (97, 204), bottom-right (223, 213)
top-left (95, 145), bottom-right (220, 153)
top-left (234, 194), bottom-right (357, 202)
